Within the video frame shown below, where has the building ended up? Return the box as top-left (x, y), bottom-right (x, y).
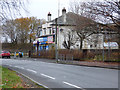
top-left (33, 8), bottom-right (119, 51)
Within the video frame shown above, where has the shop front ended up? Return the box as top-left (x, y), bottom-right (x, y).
top-left (33, 35), bottom-right (55, 52)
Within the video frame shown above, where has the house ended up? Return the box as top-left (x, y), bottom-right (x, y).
top-left (33, 8), bottom-right (119, 51)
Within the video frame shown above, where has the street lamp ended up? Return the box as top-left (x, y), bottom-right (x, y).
top-left (37, 40), bottom-right (39, 57)
top-left (55, 18), bottom-right (58, 62)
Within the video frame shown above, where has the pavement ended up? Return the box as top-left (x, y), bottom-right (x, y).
top-left (71, 60), bottom-right (119, 70)
top-left (18, 57), bottom-right (119, 70)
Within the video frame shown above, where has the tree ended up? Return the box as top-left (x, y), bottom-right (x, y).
top-left (28, 17), bottom-right (46, 43)
top-left (2, 20), bottom-right (18, 44)
top-left (80, 0), bottom-right (120, 48)
top-left (80, 0), bottom-right (120, 31)
top-left (15, 17), bottom-right (31, 43)
top-left (69, 6), bottom-right (98, 50)
top-left (2, 17), bottom-right (45, 44)
top-left (62, 29), bottom-right (78, 49)
top-left (0, 0), bottom-right (28, 21)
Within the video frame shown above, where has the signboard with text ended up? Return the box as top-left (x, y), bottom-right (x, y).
top-left (47, 36), bottom-right (53, 43)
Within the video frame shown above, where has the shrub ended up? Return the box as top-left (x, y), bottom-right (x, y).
top-left (86, 52), bottom-right (95, 59)
top-left (59, 49), bottom-right (83, 60)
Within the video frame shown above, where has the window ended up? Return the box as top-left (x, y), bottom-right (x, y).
top-left (43, 46), bottom-right (46, 50)
top-left (95, 44), bottom-right (97, 47)
top-left (44, 29), bottom-right (46, 35)
top-left (52, 28), bottom-right (55, 34)
top-left (49, 28), bottom-right (52, 34)
top-left (40, 30), bottom-right (42, 36)
top-left (60, 28), bottom-right (63, 32)
top-left (90, 45), bottom-right (92, 48)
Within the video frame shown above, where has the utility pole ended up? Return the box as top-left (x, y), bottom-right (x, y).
top-left (37, 40), bottom-right (39, 57)
top-left (55, 18), bottom-right (58, 62)
top-left (58, 0), bottom-right (60, 49)
top-left (101, 26), bottom-right (104, 62)
top-left (58, 0), bottom-right (60, 18)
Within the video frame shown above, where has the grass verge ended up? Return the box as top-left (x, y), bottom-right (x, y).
top-left (0, 66), bottom-right (44, 88)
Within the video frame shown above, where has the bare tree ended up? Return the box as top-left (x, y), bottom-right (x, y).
top-left (0, 0), bottom-right (28, 22)
top-left (80, 0), bottom-right (120, 48)
top-left (80, 0), bottom-right (120, 31)
top-left (68, 8), bottom-right (98, 50)
top-left (62, 29), bottom-right (78, 49)
top-left (2, 20), bottom-right (18, 44)
top-left (2, 17), bottom-right (45, 44)
top-left (29, 17), bottom-right (46, 43)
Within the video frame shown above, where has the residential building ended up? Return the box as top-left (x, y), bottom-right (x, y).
top-left (33, 8), bottom-right (119, 51)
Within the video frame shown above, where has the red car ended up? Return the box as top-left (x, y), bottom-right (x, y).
top-left (0, 51), bottom-right (11, 58)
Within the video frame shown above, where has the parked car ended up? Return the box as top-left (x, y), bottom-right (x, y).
top-left (0, 51), bottom-right (11, 58)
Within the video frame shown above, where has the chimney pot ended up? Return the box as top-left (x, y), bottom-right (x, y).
top-left (48, 12), bottom-right (51, 21)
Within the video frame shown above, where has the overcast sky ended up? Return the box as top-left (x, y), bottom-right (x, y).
top-left (19, 0), bottom-right (96, 20)
top-left (19, 0), bottom-right (70, 20)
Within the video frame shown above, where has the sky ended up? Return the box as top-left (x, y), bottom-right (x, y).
top-left (19, 0), bottom-right (96, 20)
top-left (20, 0), bottom-right (70, 20)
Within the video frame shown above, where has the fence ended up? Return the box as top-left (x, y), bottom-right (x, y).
top-left (31, 49), bottom-right (119, 62)
top-left (58, 54), bottom-right (73, 63)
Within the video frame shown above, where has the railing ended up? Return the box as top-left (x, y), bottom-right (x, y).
top-left (58, 54), bottom-right (73, 63)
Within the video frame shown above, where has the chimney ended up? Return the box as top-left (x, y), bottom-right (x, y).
top-left (48, 12), bottom-right (51, 22)
top-left (62, 7), bottom-right (66, 23)
top-left (62, 7), bottom-right (66, 15)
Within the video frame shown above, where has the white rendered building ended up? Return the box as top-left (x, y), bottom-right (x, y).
top-left (33, 8), bottom-right (118, 50)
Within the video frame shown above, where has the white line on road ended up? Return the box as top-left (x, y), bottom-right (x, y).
top-left (14, 66), bottom-right (19, 68)
top-left (27, 69), bottom-right (37, 73)
top-left (14, 66), bottom-right (25, 69)
top-left (41, 73), bottom-right (55, 80)
top-left (18, 67), bottom-right (24, 69)
top-left (14, 70), bottom-right (49, 88)
top-left (9, 65), bottom-right (12, 67)
top-left (63, 81), bottom-right (82, 89)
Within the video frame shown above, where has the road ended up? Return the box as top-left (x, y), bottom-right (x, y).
top-left (1, 58), bottom-right (119, 89)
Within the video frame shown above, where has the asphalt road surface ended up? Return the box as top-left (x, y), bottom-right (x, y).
top-left (1, 58), bottom-right (119, 89)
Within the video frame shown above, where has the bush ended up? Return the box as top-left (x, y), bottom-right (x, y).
top-left (59, 49), bottom-right (83, 60)
top-left (35, 50), bottom-right (55, 59)
top-left (108, 52), bottom-right (120, 61)
top-left (86, 52), bottom-right (95, 59)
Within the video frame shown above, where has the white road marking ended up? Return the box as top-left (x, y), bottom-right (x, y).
top-left (18, 67), bottom-right (24, 69)
top-left (14, 66), bottom-right (25, 69)
top-left (9, 65), bottom-right (12, 67)
top-left (14, 66), bottom-right (19, 68)
top-left (41, 73), bottom-right (55, 80)
top-left (27, 69), bottom-right (37, 73)
top-left (63, 81), bottom-right (82, 88)
top-left (14, 70), bottom-right (49, 88)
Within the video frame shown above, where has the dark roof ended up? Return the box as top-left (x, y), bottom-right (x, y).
top-left (51, 12), bottom-right (96, 26)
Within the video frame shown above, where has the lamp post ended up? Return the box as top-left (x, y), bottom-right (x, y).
top-left (37, 40), bottom-right (39, 57)
top-left (55, 18), bottom-right (58, 62)
top-left (102, 27), bottom-right (104, 62)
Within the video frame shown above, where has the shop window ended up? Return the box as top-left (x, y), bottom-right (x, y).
top-left (46, 46), bottom-right (49, 50)
top-left (43, 46), bottom-right (46, 50)
top-left (39, 46), bottom-right (41, 50)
